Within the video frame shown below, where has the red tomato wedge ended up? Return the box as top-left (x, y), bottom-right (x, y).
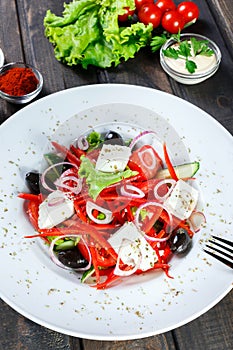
top-left (129, 145), bottom-right (163, 179)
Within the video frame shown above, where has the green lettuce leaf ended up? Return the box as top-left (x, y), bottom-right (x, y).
top-left (44, 0), bottom-right (153, 68)
top-left (78, 156), bottom-right (138, 200)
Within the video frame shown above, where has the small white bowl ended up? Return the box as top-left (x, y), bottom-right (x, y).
top-left (0, 62), bottom-right (43, 104)
top-left (160, 33), bottom-right (221, 85)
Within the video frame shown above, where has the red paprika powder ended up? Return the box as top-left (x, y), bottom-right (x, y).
top-left (0, 67), bottom-right (39, 96)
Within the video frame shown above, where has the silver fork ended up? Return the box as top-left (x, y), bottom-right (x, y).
top-left (203, 235), bottom-right (233, 269)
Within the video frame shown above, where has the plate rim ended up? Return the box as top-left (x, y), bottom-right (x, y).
top-left (0, 83), bottom-right (232, 340)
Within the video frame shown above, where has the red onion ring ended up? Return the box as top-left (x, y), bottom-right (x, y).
top-left (55, 175), bottom-right (82, 195)
top-left (153, 179), bottom-right (176, 202)
top-left (138, 148), bottom-right (158, 170)
top-left (134, 201), bottom-right (173, 242)
top-left (86, 201), bottom-right (113, 224)
top-left (188, 211), bottom-right (206, 232)
top-left (47, 196), bottom-right (66, 207)
top-left (76, 135), bottom-right (89, 151)
top-left (49, 234), bottom-right (92, 272)
top-left (120, 184), bottom-right (145, 198)
top-left (129, 130), bottom-right (158, 150)
top-left (41, 162), bottom-right (78, 192)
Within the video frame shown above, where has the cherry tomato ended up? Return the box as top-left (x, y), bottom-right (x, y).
top-left (118, 7), bottom-right (135, 22)
top-left (138, 4), bottom-right (163, 28)
top-left (161, 10), bottom-right (185, 33)
top-left (177, 1), bottom-right (199, 24)
top-left (134, 0), bottom-right (154, 12)
top-left (155, 0), bottom-right (176, 13)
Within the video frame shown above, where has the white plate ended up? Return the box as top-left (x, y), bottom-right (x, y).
top-left (0, 84), bottom-right (232, 340)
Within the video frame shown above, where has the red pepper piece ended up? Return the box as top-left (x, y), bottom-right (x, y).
top-left (26, 200), bottom-right (40, 231)
top-left (73, 200), bottom-right (88, 223)
top-left (18, 192), bottom-right (41, 201)
top-left (93, 270), bottom-right (122, 289)
top-left (163, 143), bottom-right (179, 181)
top-left (70, 145), bottom-right (86, 159)
top-left (95, 247), bottom-right (117, 268)
top-left (89, 246), bottom-right (100, 284)
top-left (51, 141), bottom-right (81, 166)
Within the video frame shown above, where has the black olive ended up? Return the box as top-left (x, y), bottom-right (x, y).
top-left (104, 130), bottom-right (124, 145)
top-left (168, 228), bottom-right (192, 254)
top-left (25, 172), bottom-right (41, 194)
top-left (57, 248), bottom-right (89, 269)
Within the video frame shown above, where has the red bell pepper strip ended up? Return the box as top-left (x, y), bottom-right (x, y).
top-left (73, 200), bottom-right (88, 223)
top-left (18, 193), bottom-right (41, 201)
top-left (51, 141), bottom-right (81, 166)
top-left (26, 200), bottom-right (40, 231)
top-left (89, 246), bottom-right (100, 284)
top-left (93, 270), bottom-right (122, 289)
top-left (70, 145), bottom-right (86, 159)
top-left (163, 143), bottom-right (179, 181)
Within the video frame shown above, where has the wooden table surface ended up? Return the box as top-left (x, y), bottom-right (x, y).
top-left (0, 0), bottom-right (232, 349)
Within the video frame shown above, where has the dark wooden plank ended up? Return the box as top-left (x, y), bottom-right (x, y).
top-left (82, 333), bottom-right (176, 350)
top-left (207, 0), bottom-right (233, 56)
top-left (0, 299), bottom-right (74, 350)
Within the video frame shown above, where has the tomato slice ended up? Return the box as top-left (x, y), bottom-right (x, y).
top-left (129, 145), bottom-right (163, 179)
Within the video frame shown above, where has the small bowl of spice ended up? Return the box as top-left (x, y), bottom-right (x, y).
top-left (160, 33), bottom-right (221, 85)
top-left (0, 62), bottom-right (43, 104)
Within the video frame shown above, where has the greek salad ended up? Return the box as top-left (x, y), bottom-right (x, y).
top-left (18, 127), bottom-right (205, 289)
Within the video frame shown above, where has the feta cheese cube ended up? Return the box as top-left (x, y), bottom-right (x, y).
top-left (95, 144), bottom-right (131, 173)
top-left (108, 222), bottom-right (157, 271)
top-left (164, 179), bottom-right (199, 220)
top-left (38, 190), bottom-right (74, 229)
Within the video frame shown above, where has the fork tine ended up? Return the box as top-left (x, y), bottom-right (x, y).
top-left (205, 243), bottom-right (233, 261)
top-left (203, 249), bottom-right (233, 269)
top-left (208, 239), bottom-right (233, 255)
top-left (211, 235), bottom-right (233, 247)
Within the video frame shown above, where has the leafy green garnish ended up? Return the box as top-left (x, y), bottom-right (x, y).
top-left (78, 156), bottom-right (138, 200)
top-left (162, 36), bottom-right (214, 73)
top-left (86, 131), bottom-right (103, 150)
top-left (150, 34), bottom-right (168, 52)
top-left (44, 0), bottom-right (153, 69)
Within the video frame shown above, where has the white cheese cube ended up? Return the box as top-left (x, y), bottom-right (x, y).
top-left (164, 179), bottom-right (198, 220)
top-left (108, 222), bottom-right (157, 271)
top-left (38, 190), bottom-right (74, 229)
top-left (95, 144), bottom-right (131, 173)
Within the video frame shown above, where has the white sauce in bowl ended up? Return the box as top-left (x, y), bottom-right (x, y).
top-left (164, 41), bottom-right (217, 75)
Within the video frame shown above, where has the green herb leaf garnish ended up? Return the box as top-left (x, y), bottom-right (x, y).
top-left (162, 35), bottom-right (214, 73)
top-left (185, 60), bottom-right (197, 74)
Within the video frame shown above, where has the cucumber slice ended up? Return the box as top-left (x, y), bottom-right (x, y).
top-left (81, 266), bottom-right (95, 283)
top-left (157, 161), bottom-right (200, 179)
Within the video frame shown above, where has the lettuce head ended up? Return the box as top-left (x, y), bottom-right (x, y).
top-left (44, 0), bottom-right (153, 68)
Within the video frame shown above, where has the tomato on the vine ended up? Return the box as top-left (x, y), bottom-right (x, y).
top-left (155, 0), bottom-right (176, 14)
top-left (161, 10), bottom-right (185, 33)
top-left (134, 0), bottom-right (154, 12)
top-left (177, 1), bottom-right (199, 24)
top-left (118, 7), bottom-right (135, 22)
top-left (138, 4), bottom-right (163, 28)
